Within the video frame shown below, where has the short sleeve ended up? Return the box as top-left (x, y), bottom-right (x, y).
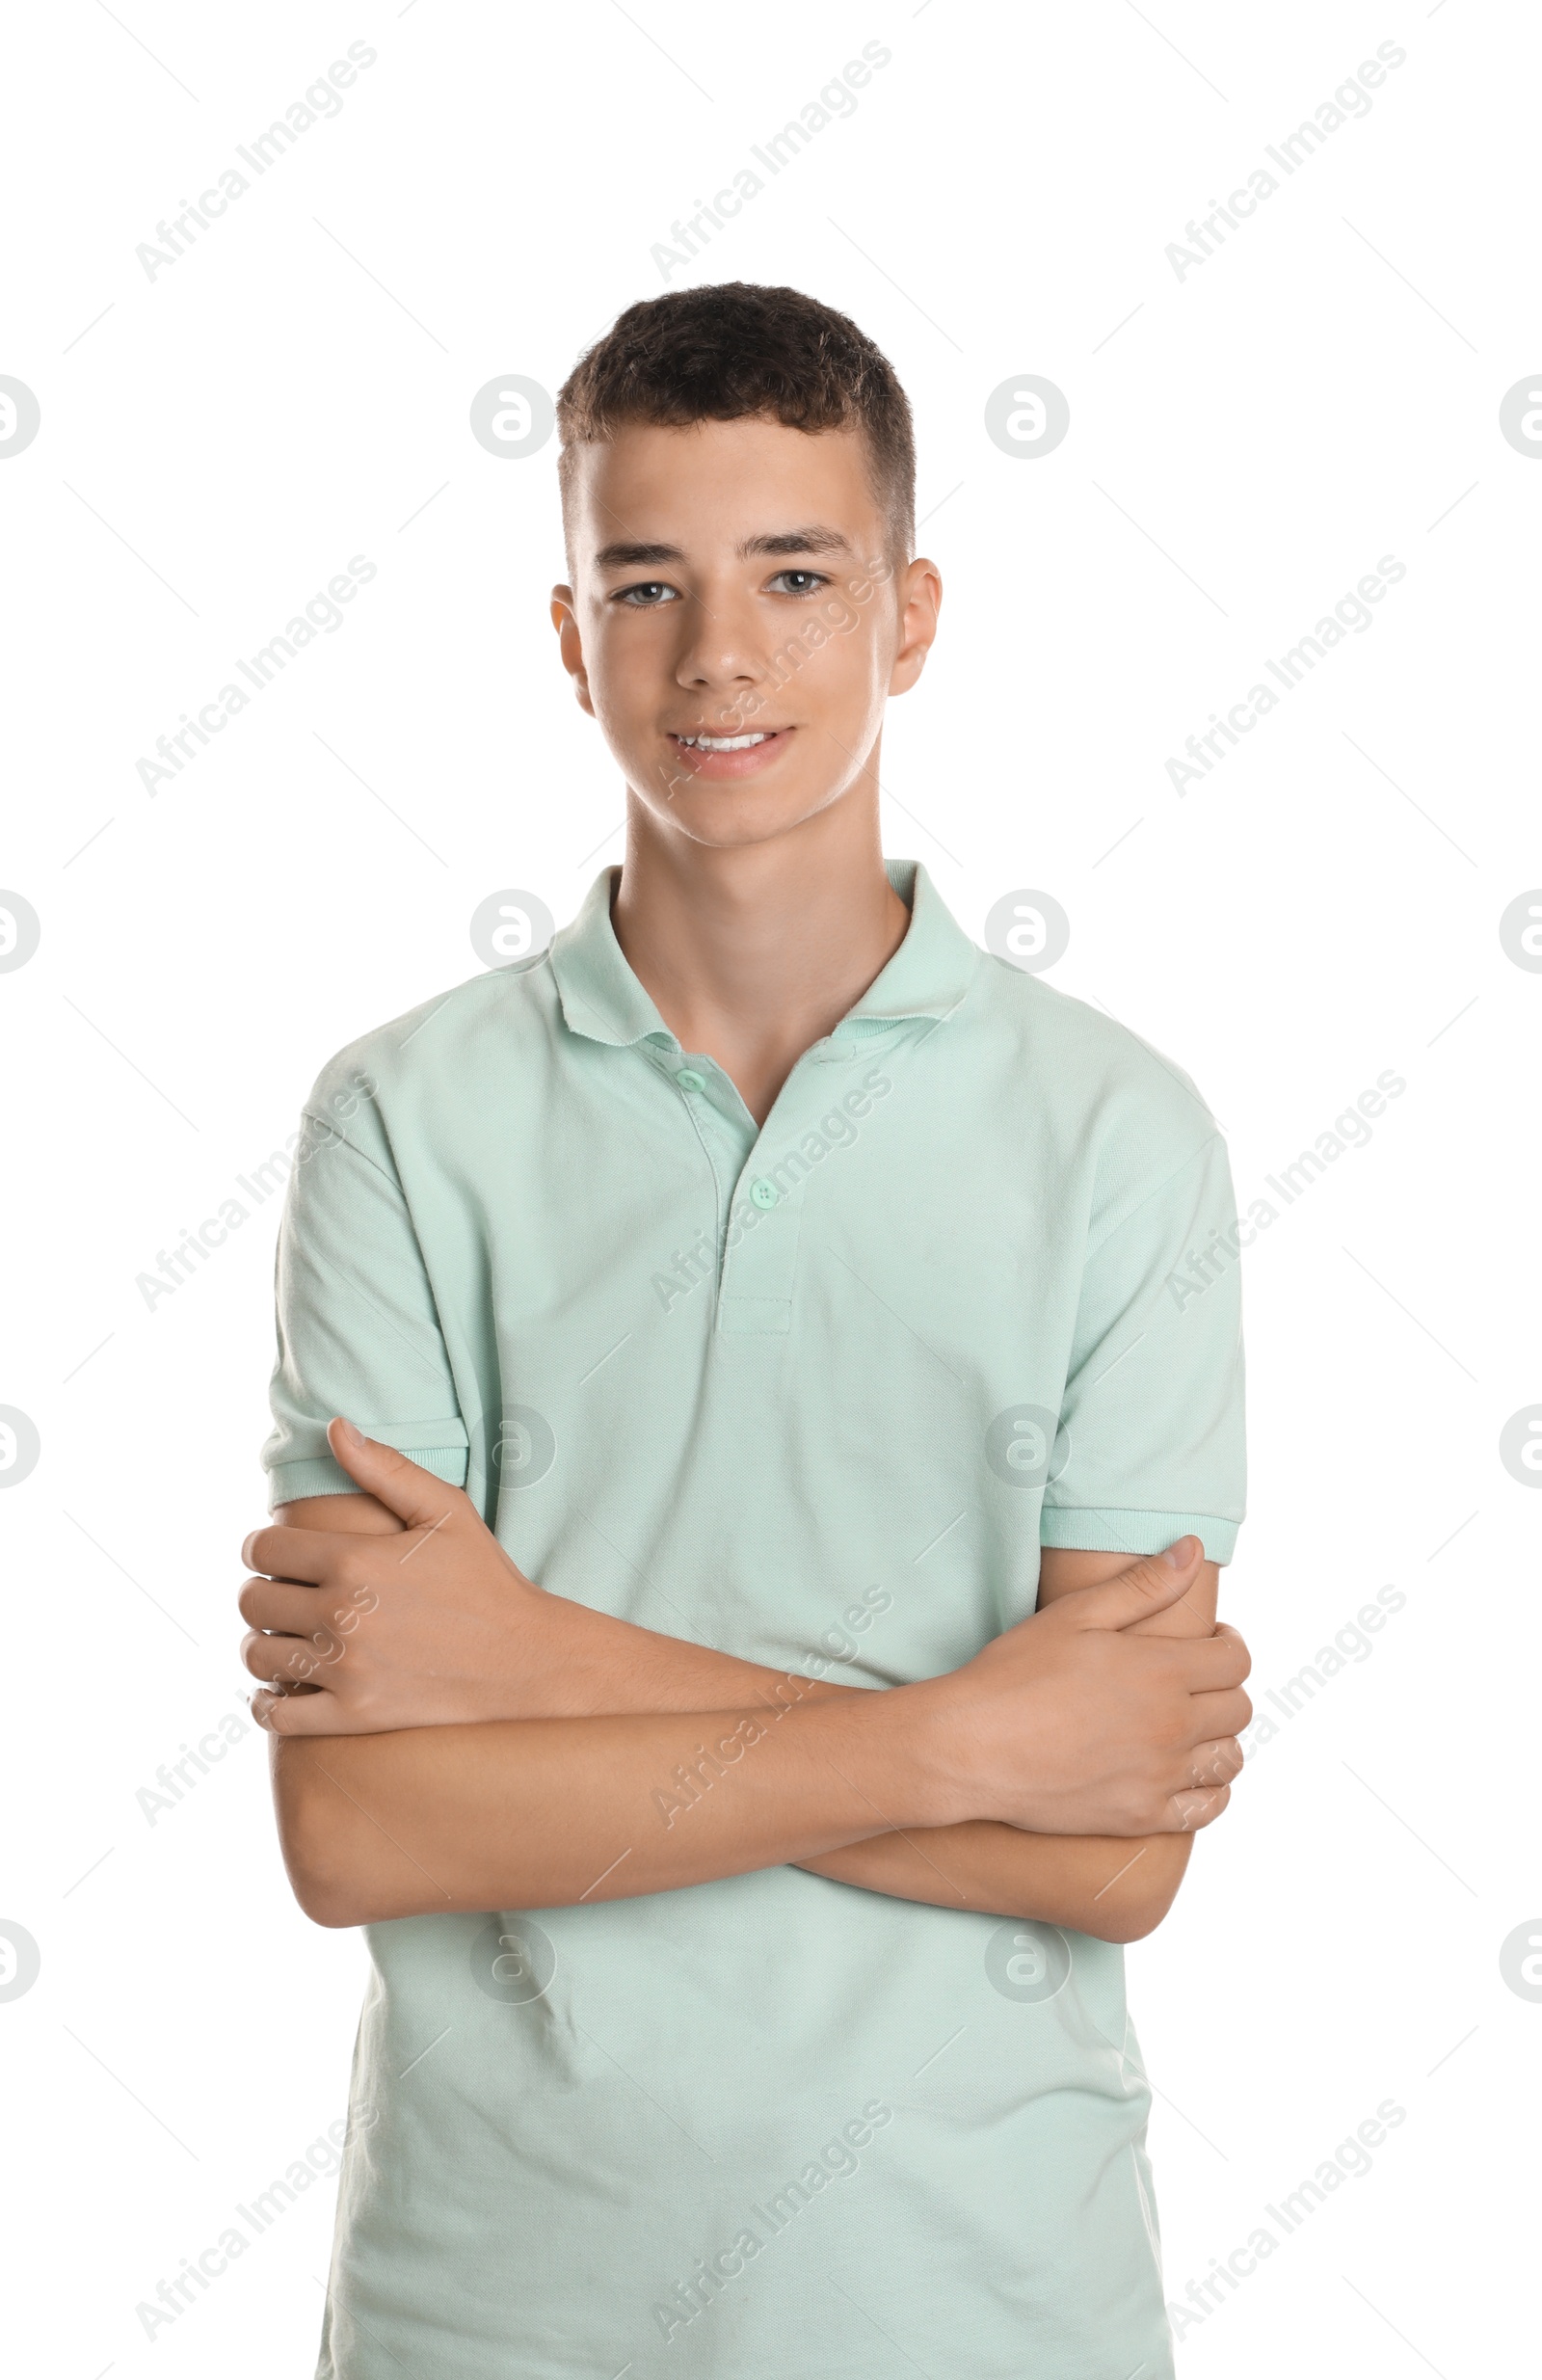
top-left (1040, 1130), bottom-right (1246, 1564)
top-left (260, 1105), bottom-right (468, 1509)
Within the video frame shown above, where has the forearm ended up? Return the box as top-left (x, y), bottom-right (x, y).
top-left (522, 1584), bottom-right (864, 1719)
top-left (797, 1822), bottom-right (1193, 1941)
top-left (273, 1488), bottom-right (860, 1722)
top-left (276, 1687), bottom-right (938, 1927)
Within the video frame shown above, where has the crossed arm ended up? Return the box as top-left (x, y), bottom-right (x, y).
top-left (244, 1427), bottom-right (1245, 1944)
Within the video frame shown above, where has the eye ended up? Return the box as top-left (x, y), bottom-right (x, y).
top-left (766, 569), bottom-right (830, 598)
top-left (613, 580), bottom-right (680, 607)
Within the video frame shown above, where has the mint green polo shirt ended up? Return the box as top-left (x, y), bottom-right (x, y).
top-left (263, 859), bottom-right (1244, 2380)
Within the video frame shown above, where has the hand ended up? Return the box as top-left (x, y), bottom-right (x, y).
top-left (239, 1421), bottom-right (547, 1733)
top-left (911, 1538), bottom-right (1251, 1837)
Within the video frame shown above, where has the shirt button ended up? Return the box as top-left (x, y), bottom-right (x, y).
top-left (750, 1177), bottom-right (779, 1210)
top-left (676, 1068), bottom-right (706, 1092)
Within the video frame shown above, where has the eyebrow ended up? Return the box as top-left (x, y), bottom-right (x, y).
top-left (592, 524), bottom-right (854, 570)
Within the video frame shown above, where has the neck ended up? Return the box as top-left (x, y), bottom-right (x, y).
top-left (610, 779), bottom-right (910, 1126)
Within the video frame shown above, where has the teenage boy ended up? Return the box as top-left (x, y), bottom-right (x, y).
top-left (240, 282), bottom-right (1249, 2380)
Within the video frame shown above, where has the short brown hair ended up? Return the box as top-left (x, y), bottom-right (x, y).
top-left (556, 281), bottom-right (916, 564)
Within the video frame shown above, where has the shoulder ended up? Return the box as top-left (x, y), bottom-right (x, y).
top-left (970, 952), bottom-right (1228, 1229)
top-left (298, 951), bottom-right (558, 1155)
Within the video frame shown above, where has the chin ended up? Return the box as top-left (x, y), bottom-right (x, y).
top-left (659, 794), bottom-right (844, 851)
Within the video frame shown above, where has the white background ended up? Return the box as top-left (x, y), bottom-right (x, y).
top-left (2, 2), bottom-right (1537, 2372)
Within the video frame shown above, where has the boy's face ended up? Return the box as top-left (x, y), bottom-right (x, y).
top-left (552, 415), bottom-right (939, 850)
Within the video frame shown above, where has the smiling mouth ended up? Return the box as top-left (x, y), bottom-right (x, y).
top-left (664, 725), bottom-right (793, 779)
top-left (669, 730), bottom-right (780, 751)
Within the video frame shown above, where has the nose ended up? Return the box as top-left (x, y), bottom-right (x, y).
top-left (672, 589), bottom-right (769, 724)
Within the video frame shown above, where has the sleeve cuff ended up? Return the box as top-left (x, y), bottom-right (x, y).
top-left (265, 1445), bottom-right (470, 1509)
top-left (1039, 1506), bottom-right (1240, 1566)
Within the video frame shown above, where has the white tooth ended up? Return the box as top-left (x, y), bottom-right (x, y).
top-left (687, 733), bottom-right (770, 751)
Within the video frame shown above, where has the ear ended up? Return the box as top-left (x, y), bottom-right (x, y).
top-left (888, 555), bottom-right (943, 697)
top-left (550, 587), bottom-right (595, 716)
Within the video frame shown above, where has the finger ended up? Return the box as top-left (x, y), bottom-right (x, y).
top-left (1159, 1630), bottom-right (1252, 1691)
top-left (1170, 1781), bottom-right (1232, 1831)
top-left (241, 1524), bottom-right (339, 1585)
top-left (252, 1683), bottom-right (360, 1736)
top-left (1066, 1540), bottom-right (1205, 1633)
top-left (237, 1576), bottom-right (330, 1632)
top-left (253, 1685), bottom-right (340, 1742)
top-left (240, 1626), bottom-right (340, 1689)
top-left (325, 1419), bottom-right (462, 1533)
top-left (1153, 1730), bottom-right (1241, 1805)
top-left (1184, 1735), bottom-right (1245, 1788)
top-left (1187, 1685), bottom-right (1253, 1740)
top-left (1209, 1620), bottom-right (1251, 1673)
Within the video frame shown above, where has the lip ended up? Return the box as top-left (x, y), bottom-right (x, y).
top-left (664, 727), bottom-right (793, 782)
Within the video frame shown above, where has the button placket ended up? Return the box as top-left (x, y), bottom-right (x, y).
top-left (718, 1178), bottom-right (803, 1334)
top-left (658, 1056), bottom-right (757, 1301)
top-left (716, 1046), bottom-right (851, 1335)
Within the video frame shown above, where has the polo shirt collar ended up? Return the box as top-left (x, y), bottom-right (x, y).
top-left (548, 858), bottom-right (978, 1051)
top-left (547, 868), bottom-right (667, 1049)
top-left (848, 859), bottom-right (979, 1027)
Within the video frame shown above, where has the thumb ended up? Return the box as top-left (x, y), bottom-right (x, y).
top-left (326, 1417), bottom-right (458, 1531)
top-left (1064, 1537), bottom-right (1204, 1631)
